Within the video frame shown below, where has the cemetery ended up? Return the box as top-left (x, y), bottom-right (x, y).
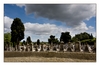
top-left (4, 41), bottom-right (96, 53)
top-left (4, 41), bottom-right (96, 62)
top-left (4, 18), bottom-right (96, 62)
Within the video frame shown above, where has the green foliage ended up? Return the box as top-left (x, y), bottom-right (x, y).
top-left (53, 38), bottom-right (59, 44)
top-left (37, 39), bottom-right (40, 45)
top-left (90, 33), bottom-right (93, 39)
top-left (72, 32), bottom-right (94, 42)
top-left (60, 32), bottom-right (71, 43)
top-left (71, 32), bottom-right (95, 45)
top-left (22, 40), bottom-right (26, 45)
top-left (26, 36), bottom-right (32, 44)
top-left (81, 39), bottom-right (94, 45)
top-left (4, 33), bottom-right (11, 45)
top-left (48, 35), bottom-right (59, 44)
top-left (11, 18), bottom-right (25, 47)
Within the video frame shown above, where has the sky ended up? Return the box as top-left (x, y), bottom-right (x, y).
top-left (4, 4), bottom-right (96, 42)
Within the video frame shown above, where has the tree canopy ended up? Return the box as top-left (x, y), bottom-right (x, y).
top-left (26, 36), bottom-right (32, 44)
top-left (48, 35), bottom-right (59, 44)
top-left (72, 32), bottom-right (93, 42)
top-left (37, 39), bottom-right (40, 45)
top-left (60, 32), bottom-right (71, 43)
top-left (71, 32), bottom-right (95, 45)
top-left (11, 18), bottom-right (25, 47)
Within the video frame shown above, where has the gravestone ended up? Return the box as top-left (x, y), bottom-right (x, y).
top-left (27, 46), bottom-right (30, 52)
top-left (9, 45), bottom-right (12, 51)
top-left (75, 41), bottom-right (81, 52)
top-left (56, 45), bottom-right (60, 52)
top-left (34, 44), bottom-right (38, 51)
top-left (23, 45), bottom-right (26, 52)
top-left (37, 45), bottom-right (41, 52)
top-left (41, 44), bottom-right (43, 51)
top-left (43, 44), bottom-right (47, 52)
top-left (87, 45), bottom-right (92, 53)
top-left (26, 44), bottom-right (31, 51)
top-left (70, 43), bottom-right (75, 52)
top-left (53, 45), bottom-right (56, 51)
top-left (67, 42), bottom-right (72, 52)
top-left (32, 45), bottom-right (35, 52)
top-left (93, 42), bottom-right (96, 53)
top-left (60, 41), bottom-right (64, 51)
top-left (84, 44), bottom-right (92, 53)
top-left (49, 45), bottom-right (53, 52)
top-left (19, 46), bottom-right (21, 52)
top-left (81, 44), bottom-right (84, 51)
top-left (30, 43), bottom-right (32, 51)
top-left (84, 44), bottom-right (89, 52)
top-left (25, 44), bottom-right (28, 51)
top-left (63, 44), bottom-right (67, 52)
top-left (46, 45), bottom-right (50, 51)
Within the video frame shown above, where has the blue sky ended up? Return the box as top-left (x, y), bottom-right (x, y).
top-left (4, 4), bottom-right (96, 42)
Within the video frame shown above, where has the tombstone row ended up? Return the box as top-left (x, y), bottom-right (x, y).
top-left (4, 42), bottom-right (96, 53)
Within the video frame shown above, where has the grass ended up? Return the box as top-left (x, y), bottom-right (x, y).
top-left (4, 51), bottom-right (96, 62)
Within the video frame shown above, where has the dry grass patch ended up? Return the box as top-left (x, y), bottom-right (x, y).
top-left (4, 57), bottom-right (95, 62)
top-left (4, 51), bottom-right (96, 62)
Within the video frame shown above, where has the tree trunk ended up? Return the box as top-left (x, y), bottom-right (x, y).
top-left (17, 41), bottom-right (20, 51)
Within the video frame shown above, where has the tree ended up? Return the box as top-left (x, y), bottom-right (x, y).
top-left (48, 39), bottom-right (51, 44)
top-left (37, 39), bottom-right (40, 45)
top-left (48, 35), bottom-right (55, 44)
top-left (11, 18), bottom-right (25, 49)
top-left (4, 33), bottom-right (11, 50)
top-left (72, 32), bottom-right (95, 45)
top-left (22, 40), bottom-right (26, 45)
top-left (71, 36), bottom-right (78, 42)
top-left (48, 35), bottom-right (59, 45)
top-left (4, 33), bottom-right (11, 45)
top-left (72, 32), bottom-right (94, 42)
top-left (26, 36), bottom-right (32, 44)
top-left (53, 38), bottom-right (59, 44)
top-left (60, 32), bottom-right (71, 43)
top-left (89, 33), bottom-right (93, 39)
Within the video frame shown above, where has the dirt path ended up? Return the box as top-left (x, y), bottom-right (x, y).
top-left (4, 57), bottom-right (95, 62)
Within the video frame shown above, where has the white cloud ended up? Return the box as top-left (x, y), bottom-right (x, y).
top-left (73, 22), bottom-right (88, 31)
top-left (4, 16), bottom-right (13, 33)
top-left (24, 21), bottom-right (96, 41)
top-left (88, 26), bottom-right (94, 29)
top-left (24, 22), bottom-right (60, 35)
top-left (4, 16), bottom-right (96, 42)
top-left (16, 4), bottom-right (25, 8)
